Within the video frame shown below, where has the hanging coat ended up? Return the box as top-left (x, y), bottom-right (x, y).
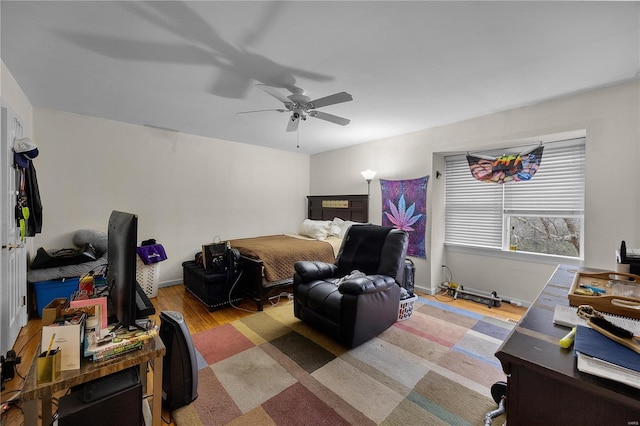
top-left (23, 161), bottom-right (43, 236)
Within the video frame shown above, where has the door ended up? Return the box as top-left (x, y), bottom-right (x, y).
top-left (1, 104), bottom-right (28, 356)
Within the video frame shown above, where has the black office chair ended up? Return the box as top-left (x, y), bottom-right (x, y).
top-left (484, 381), bottom-right (507, 425)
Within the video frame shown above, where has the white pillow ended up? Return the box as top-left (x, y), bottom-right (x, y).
top-left (328, 220), bottom-right (342, 238)
top-left (331, 217), bottom-right (361, 239)
top-left (299, 219), bottom-right (331, 240)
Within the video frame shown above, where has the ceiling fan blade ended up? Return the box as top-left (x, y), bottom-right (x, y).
top-left (256, 84), bottom-right (293, 105)
top-left (286, 115), bottom-right (300, 132)
top-left (237, 108), bottom-right (287, 114)
top-left (309, 111), bottom-right (351, 126)
top-left (307, 92), bottom-right (353, 109)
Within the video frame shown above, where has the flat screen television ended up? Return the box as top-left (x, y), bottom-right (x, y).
top-left (107, 210), bottom-right (139, 332)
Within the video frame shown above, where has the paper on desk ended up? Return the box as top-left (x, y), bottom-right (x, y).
top-left (41, 324), bottom-right (81, 371)
top-left (553, 304), bottom-right (640, 334)
top-left (576, 352), bottom-right (640, 389)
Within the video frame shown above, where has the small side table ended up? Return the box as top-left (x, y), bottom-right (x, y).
top-left (20, 335), bottom-right (165, 425)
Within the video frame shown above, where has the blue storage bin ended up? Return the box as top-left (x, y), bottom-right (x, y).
top-left (32, 277), bottom-right (80, 317)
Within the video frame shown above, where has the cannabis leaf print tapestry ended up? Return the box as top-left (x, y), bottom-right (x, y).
top-left (380, 176), bottom-right (428, 258)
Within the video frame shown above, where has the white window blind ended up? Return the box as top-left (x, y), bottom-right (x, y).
top-left (444, 138), bottom-right (585, 250)
top-left (504, 142), bottom-right (585, 214)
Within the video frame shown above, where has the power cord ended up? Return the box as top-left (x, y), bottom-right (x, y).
top-left (3, 328), bottom-right (41, 382)
top-left (442, 264), bottom-right (453, 283)
top-left (1, 390), bottom-right (21, 415)
top-left (268, 292), bottom-right (293, 306)
top-left (431, 287), bottom-right (456, 303)
top-left (228, 271), bottom-right (258, 313)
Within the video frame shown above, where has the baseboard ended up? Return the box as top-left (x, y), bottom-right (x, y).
top-left (159, 279), bottom-right (182, 288)
top-left (414, 285), bottom-right (436, 295)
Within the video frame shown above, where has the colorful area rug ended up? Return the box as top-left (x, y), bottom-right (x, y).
top-left (173, 297), bottom-right (514, 425)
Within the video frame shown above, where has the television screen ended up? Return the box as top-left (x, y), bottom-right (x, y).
top-left (107, 210), bottom-right (138, 332)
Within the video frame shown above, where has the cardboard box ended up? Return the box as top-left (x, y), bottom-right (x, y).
top-left (42, 298), bottom-right (68, 326)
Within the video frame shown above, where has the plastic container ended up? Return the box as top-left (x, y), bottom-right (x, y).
top-left (398, 295), bottom-right (418, 321)
top-left (32, 277), bottom-right (80, 317)
top-left (136, 257), bottom-right (159, 298)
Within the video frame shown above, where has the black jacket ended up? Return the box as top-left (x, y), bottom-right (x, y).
top-left (24, 162), bottom-right (43, 236)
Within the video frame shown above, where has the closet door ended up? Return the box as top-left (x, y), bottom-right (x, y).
top-left (0, 105), bottom-right (28, 356)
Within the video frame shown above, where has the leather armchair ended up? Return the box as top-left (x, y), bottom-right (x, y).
top-left (293, 224), bottom-right (409, 348)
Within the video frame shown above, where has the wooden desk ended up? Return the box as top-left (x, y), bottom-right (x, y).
top-left (496, 264), bottom-right (640, 425)
top-left (20, 335), bottom-right (165, 426)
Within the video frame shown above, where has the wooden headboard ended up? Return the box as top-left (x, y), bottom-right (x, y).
top-left (307, 195), bottom-right (369, 223)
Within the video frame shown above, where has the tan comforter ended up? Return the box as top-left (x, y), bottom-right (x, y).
top-left (229, 234), bottom-right (337, 283)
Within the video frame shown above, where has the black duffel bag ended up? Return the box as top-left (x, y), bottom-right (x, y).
top-left (31, 243), bottom-right (97, 270)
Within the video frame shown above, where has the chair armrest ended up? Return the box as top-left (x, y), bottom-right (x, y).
top-left (294, 261), bottom-right (338, 281)
top-left (339, 275), bottom-right (396, 295)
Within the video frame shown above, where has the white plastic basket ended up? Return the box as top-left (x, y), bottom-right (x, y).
top-left (398, 295), bottom-right (418, 321)
top-left (136, 257), bottom-right (160, 298)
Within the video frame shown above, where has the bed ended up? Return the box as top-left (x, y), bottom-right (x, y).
top-left (230, 194), bottom-right (368, 310)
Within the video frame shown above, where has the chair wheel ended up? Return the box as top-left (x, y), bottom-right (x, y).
top-left (490, 381), bottom-right (507, 404)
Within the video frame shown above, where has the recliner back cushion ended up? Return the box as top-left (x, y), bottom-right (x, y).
top-left (336, 225), bottom-right (392, 276)
top-left (377, 230), bottom-right (409, 283)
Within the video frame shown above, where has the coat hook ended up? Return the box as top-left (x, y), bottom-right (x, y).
top-left (436, 171), bottom-right (442, 179)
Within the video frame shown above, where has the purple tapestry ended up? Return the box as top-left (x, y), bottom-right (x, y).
top-left (380, 176), bottom-right (428, 258)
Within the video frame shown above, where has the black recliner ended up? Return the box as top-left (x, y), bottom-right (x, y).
top-left (293, 224), bottom-right (409, 348)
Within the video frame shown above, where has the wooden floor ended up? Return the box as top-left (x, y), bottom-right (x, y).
top-left (426, 288), bottom-right (526, 323)
top-left (0, 285), bottom-right (525, 425)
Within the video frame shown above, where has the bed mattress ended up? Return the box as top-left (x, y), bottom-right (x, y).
top-left (228, 234), bottom-right (337, 283)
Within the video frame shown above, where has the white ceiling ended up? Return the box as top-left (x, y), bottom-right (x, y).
top-left (2, 1), bottom-right (638, 154)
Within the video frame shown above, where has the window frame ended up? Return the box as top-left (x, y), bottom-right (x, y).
top-left (444, 138), bottom-right (585, 263)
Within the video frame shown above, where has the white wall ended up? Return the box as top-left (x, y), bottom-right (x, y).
top-left (311, 80), bottom-right (640, 305)
top-left (31, 108), bottom-right (310, 285)
top-left (1, 61), bottom-right (32, 130)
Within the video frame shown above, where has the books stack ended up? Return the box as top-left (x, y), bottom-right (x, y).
top-left (554, 305), bottom-right (640, 388)
top-left (84, 328), bottom-right (157, 362)
top-left (574, 325), bottom-right (640, 389)
top-left (555, 304), bottom-right (640, 389)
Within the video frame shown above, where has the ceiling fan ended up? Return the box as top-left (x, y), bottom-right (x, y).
top-left (238, 84), bottom-right (353, 132)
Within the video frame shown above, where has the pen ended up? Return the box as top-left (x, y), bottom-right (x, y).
top-left (46, 333), bottom-right (56, 355)
top-left (579, 284), bottom-right (606, 294)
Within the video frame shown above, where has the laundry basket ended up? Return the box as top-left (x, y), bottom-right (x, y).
top-left (136, 257), bottom-right (159, 298)
top-left (398, 295), bottom-right (418, 321)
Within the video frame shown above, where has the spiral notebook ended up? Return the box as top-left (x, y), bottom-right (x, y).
top-left (556, 305), bottom-right (640, 387)
top-left (553, 304), bottom-right (640, 334)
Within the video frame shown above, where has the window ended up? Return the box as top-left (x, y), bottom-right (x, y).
top-left (444, 138), bottom-right (585, 259)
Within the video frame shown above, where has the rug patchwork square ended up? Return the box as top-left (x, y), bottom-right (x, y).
top-left (173, 297), bottom-right (513, 425)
